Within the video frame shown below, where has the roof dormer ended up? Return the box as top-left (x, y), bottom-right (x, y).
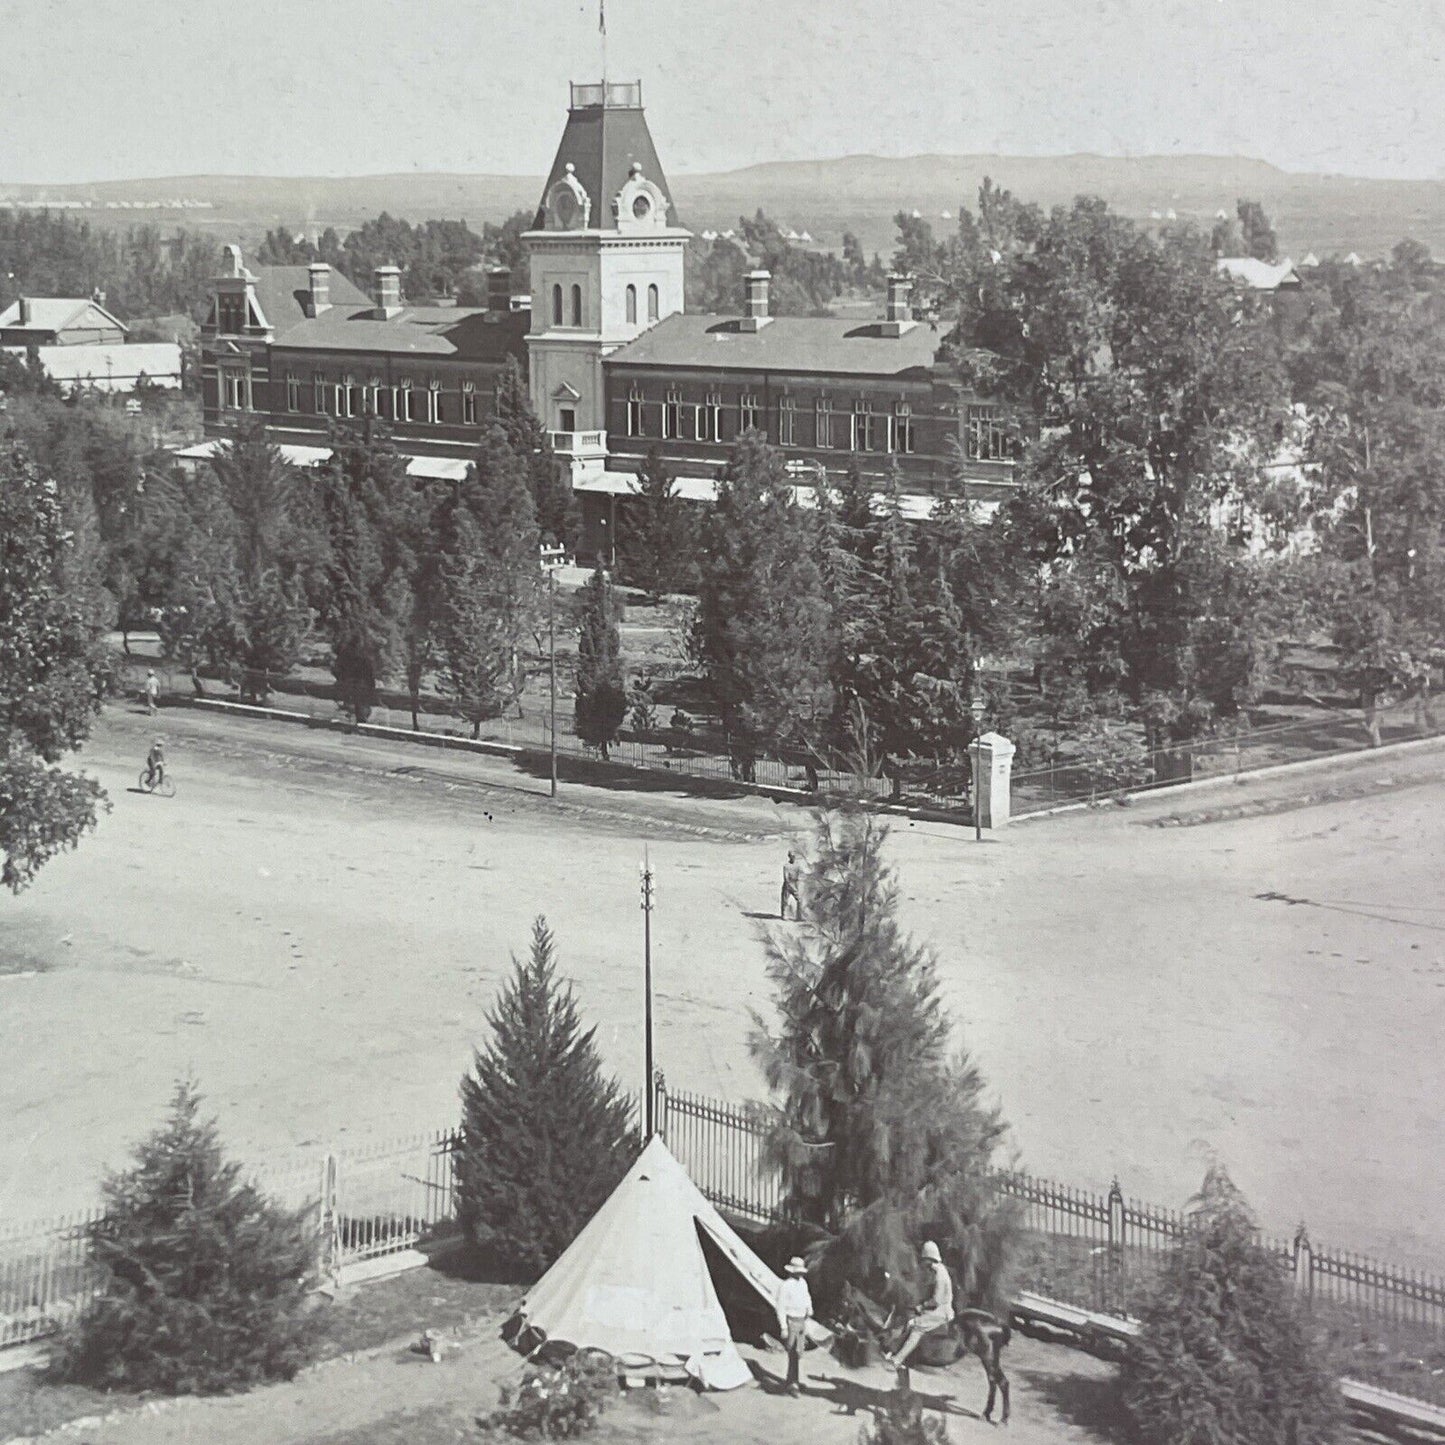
top-left (546, 163), bottom-right (593, 231)
top-left (615, 162), bottom-right (669, 234)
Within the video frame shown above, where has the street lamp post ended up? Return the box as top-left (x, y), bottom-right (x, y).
top-left (639, 850), bottom-right (656, 1137)
top-left (548, 570), bottom-right (558, 799)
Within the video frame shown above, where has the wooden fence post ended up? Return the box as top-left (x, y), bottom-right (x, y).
top-left (1108, 1178), bottom-right (1126, 1315)
top-left (1293, 1222), bottom-right (1313, 1306)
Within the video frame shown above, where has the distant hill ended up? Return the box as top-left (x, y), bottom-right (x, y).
top-left (3, 154), bottom-right (1441, 263)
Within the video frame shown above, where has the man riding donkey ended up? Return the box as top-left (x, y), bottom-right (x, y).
top-left (883, 1240), bottom-right (952, 1370)
top-left (838, 1236), bottom-right (1012, 1425)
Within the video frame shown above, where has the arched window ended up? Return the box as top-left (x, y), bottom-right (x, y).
top-left (570, 284), bottom-right (583, 327)
top-left (647, 283), bottom-right (660, 322)
top-left (625, 284), bottom-right (637, 324)
top-left (551, 285), bottom-right (563, 326)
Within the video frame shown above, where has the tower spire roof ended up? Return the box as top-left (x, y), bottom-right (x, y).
top-left (532, 81), bottom-right (680, 232)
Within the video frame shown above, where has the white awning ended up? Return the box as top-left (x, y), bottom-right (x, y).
top-left (573, 469), bottom-right (997, 520)
top-left (171, 437), bottom-right (472, 482)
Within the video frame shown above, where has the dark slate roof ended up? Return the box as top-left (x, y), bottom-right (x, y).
top-left (252, 267), bottom-right (371, 337)
top-left (534, 91), bottom-right (677, 230)
top-left (270, 302), bottom-right (530, 361)
top-left (606, 313), bottom-right (944, 377)
top-left (249, 265), bottom-right (528, 361)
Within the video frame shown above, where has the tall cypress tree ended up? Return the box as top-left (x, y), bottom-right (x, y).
top-left (692, 432), bottom-right (833, 757)
top-left (494, 356), bottom-right (576, 549)
top-left (456, 917), bottom-right (637, 1273)
top-left (573, 561), bottom-right (627, 758)
top-left (750, 805), bottom-right (1017, 1311)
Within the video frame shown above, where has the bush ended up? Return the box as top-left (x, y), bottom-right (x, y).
top-left (859, 1383), bottom-right (950, 1444)
top-left (1122, 1165), bottom-right (1342, 1445)
top-left (51, 1080), bottom-right (315, 1395)
top-left (479, 1351), bottom-right (616, 1439)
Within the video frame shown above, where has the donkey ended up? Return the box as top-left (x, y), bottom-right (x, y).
top-left (838, 1279), bottom-right (1011, 1425)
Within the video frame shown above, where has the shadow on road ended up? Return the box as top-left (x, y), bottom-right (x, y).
top-left (1017, 1365), bottom-right (1127, 1440)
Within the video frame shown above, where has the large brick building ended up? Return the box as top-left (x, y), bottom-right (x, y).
top-left (193, 79), bottom-right (1016, 540)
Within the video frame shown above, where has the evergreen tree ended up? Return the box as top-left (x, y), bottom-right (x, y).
top-left (433, 504), bottom-right (512, 737)
top-left (456, 917), bottom-right (637, 1273)
top-left (315, 421), bottom-right (414, 722)
top-left (495, 356), bottom-right (576, 549)
top-left (573, 562), bottom-right (627, 757)
top-left (692, 433), bottom-right (833, 759)
top-left (1123, 1165), bottom-right (1342, 1445)
top-left (618, 445), bottom-right (694, 601)
top-left (0, 429), bottom-right (111, 891)
top-left (53, 1080), bottom-right (315, 1394)
top-left (750, 806), bottom-right (1017, 1312)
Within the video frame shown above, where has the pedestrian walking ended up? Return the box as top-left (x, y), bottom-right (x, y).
top-left (780, 850), bottom-right (803, 920)
top-left (775, 1256), bottom-right (813, 1396)
top-left (143, 668), bottom-right (160, 715)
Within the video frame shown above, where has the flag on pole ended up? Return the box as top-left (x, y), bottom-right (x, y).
top-left (599, 0), bottom-right (606, 34)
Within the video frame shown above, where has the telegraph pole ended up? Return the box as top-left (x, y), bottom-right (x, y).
top-left (548, 570), bottom-right (558, 799)
top-left (639, 849), bottom-right (656, 1137)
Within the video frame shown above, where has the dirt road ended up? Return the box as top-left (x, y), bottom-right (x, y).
top-left (24, 1327), bottom-right (1121, 1445)
top-left (3, 706), bottom-right (1444, 1269)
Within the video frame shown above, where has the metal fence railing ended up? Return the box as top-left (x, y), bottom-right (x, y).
top-left (8, 1083), bottom-right (1445, 1401)
top-left (657, 1083), bottom-right (1445, 1341)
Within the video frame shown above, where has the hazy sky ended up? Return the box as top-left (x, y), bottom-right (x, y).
top-left (4, 0), bottom-right (1442, 184)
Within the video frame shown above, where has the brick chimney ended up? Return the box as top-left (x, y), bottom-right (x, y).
top-left (487, 267), bottom-right (511, 313)
top-left (18, 297), bottom-right (30, 324)
top-left (879, 274), bottom-right (916, 336)
top-left (373, 265), bottom-right (402, 319)
top-left (306, 263), bottom-right (331, 317)
top-left (739, 269), bottom-right (772, 332)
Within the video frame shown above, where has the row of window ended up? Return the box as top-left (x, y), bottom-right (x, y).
top-left (621, 390), bottom-right (1013, 460)
top-left (219, 369), bottom-right (482, 426)
top-left (547, 283), bottom-right (661, 328)
top-left (624, 388), bottom-right (918, 454)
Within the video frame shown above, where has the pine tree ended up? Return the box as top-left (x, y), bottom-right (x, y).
top-left (456, 918), bottom-right (637, 1273)
top-left (53, 1080), bottom-right (315, 1394)
top-left (1123, 1165), bottom-right (1342, 1445)
top-left (469, 426), bottom-right (544, 715)
top-left (573, 561), bottom-right (627, 757)
top-left (495, 356), bottom-right (576, 549)
top-left (750, 806), bottom-right (1017, 1312)
top-left (433, 504), bottom-right (512, 737)
top-left (692, 432), bottom-right (833, 758)
top-left (315, 421), bottom-right (413, 722)
top-left (618, 445), bottom-right (693, 601)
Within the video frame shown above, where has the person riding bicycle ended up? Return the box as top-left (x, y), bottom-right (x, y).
top-left (144, 738), bottom-right (166, 788)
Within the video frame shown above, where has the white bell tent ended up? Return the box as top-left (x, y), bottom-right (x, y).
top-left (505, 1136), bottom-right (824, 1389)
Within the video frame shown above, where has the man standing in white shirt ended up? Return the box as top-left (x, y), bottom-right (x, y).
top-left (775, 1255), bottom-right (813, 1396)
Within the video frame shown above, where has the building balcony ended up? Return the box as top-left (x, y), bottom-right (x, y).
top-left (548, 429), bottom-right (607, 457)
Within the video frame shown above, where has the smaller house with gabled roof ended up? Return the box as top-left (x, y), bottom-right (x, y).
top-left (0, 293), bottom-right (182, 394)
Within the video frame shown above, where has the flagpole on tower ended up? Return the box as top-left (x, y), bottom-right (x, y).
top-left (599, 0), bottom-right (607, 83)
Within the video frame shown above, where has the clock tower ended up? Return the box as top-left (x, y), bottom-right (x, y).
top-left (524, 81), bottom-right (690, 447)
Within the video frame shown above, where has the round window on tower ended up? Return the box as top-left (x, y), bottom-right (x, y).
top-left (631, 194), bottom-right (652, 220)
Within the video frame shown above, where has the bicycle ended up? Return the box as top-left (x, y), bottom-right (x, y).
top-left (137, 767), bottom-right (176, 798)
